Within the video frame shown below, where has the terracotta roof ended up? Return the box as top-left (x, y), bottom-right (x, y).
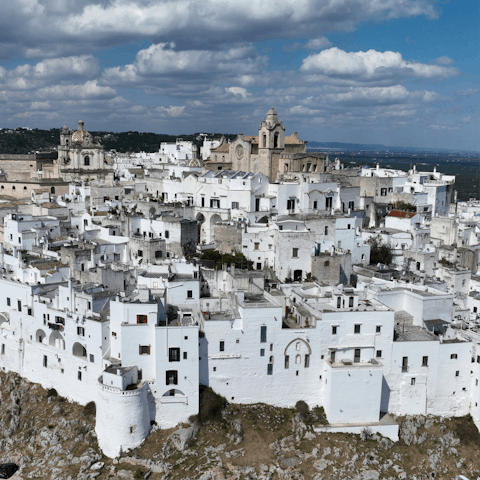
top-left (285, 135), bottom-right (303, 145)
top-left (387, 210), bottom-right (416, 219)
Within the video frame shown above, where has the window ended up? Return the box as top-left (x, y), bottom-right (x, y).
top-left (295, 354), bottom-right (301, 364)
top-left (187, 290), bottom-right (193, 298)
top-left (349, 296), bottom-right (354, 307)
top-left (201, 197), bottom-right (205, 207)
top-left (166, 370), bottom-right (178, 385)
top-left (411, 378), bottom-right (416, 385)
top-left (287, 199), bottom-right (295, 210)
top-left (267, 364), bottom-right (273, 375)
top-left (137, 315), bottom-right (148, 324)
top-left (270, 343), bottom-right (273, 351)
top-left (332, 326), bottom-right (337, 335)
top-left (285, 355), bottom-right (289, 369)
top-left (169, 348), bottom-right (180, 362)
top-left (455, 371), bottom-right (459, 377)
top-left (349, 201), bottom-right (355, 210)
top-left (137, 250), bottom-right (143, 258)
top-left (210, 199), bottom-right (220, 208)
top-left (165, 230), bottom-right (169, 239)
top-left (183, 352), bottom-right (187, 360)
top-left (17, 300), bottom-right (22, 312)
top-left (304, 354), bottom-right (310, 368)
top-left (155, 250), bottom-right (162, 259)
top-left (269, 356), bottom-right (274, 363)
top-left (324, 261), bottom-right (330, 267)
top-left (380, 188), bottom-right (387, 196)
top-left (313, 201), bottom-right (318, 209)
top-left (77, 326), bottom-right (85, 336)
top-left (422, 356), bottom-right (428, 367)
top-left (1, 344), bottom-right (4, 355)
top-left (292, 248), bottom-right (299, 258)
top-left (376, 325), bottom-right (382, 333)
top-left (260, 326), bottom-right (267, 343)
top-left (376, 350), bottom-right (382, 358)
top-left (84, 156), bottom-right (90, 166)
top-left (325, 197), bottom-right (332, 209)
top-left (260, 348), bottom-right (265, 356)
top-left (254, 242), bottom-right (259, 250)
top-left (451, 354), bottom-right (458, 359)
top-left (402, 357), bottom-right (408, 372)
top-left (78, 371), bottom-right (82, 381)
top-left (139, 345), bottom-right (150, 355)
top-left (6, 298), bottom-right (10, 307)
top-left (231, 202), bottom-right (239, 210)
top-left (43, 355), bottom-right (47, 367)
top-left (324, 226), bottom-right (329, 235)
top-left (219, 341), bottom-right (225, 352)
top-left (354, 324), bottom-right (361, 334)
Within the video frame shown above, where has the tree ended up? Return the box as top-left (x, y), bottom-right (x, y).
top-left (367, 235), bottom-right (393, 266)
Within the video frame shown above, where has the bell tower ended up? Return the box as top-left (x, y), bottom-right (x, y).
top-left (258, 107), bottom-right (285, 155)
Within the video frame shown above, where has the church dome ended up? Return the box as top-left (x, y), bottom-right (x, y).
top-left (72, 120), bottom-right (87, 142)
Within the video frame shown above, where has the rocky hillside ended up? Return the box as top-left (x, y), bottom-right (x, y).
top-left (1, 372), bottom-right (480, 480)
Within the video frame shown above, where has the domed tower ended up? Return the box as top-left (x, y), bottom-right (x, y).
top-left (258, 107), bottom-right (285, 155)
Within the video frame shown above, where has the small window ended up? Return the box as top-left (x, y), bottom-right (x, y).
top-left (43, 355), bottom-right (47, 367)
top-left (292, 248), bottom-right (299, 258)
top-left (232, 202), bottom-right (239, 209)
top-left (324, 226), bottom-right (329, 235)
top-left (169, 347), bottom-right (180, 362)
top-left (313, 201), bottom-right (317, 209)
top-left (166, 370), bottom-right (178, 385)
top-left (219, 341), bottom-right (225, 352)
top-left (376, 325), bottom-right (381, 333)
top-left (455, 371), bottom-right (459, 377)
top-left (411, 378), bottom-right (416, 385)
top-left (304, 354), bottom-right (310, 368)
top-left (183, 352), bottom-right (187, 360)
top-left (348, 296), bottom-right (354, 307)
top-left (451, 354), bottom-right (458, 359)
top-left (270, 343), bottom-right (273, 352)
top-left (137, 315), bottom-right (148, 324)
top-left (84, 156), bottom-right (90, 166)
top-left (78, 371), bottom-right (82, 381)
top-left (89, 354), bottom-right (94, 363)
top-left (422, 356), bottom-right (428, 367)
top-left (187, 290), bottom-right (193, 298)
top-left (165, 230), bottom-right (169, 239)
top-left (332, 326), bottom-right (337, 335)
top-left (285, 355), bottom-right (289, 369)
top-left (376, 350), bottom-right (382, 358)
top-left (77, 326), bottom-right (85, 336)
top-left (254, 243), bottom-right (259, 250)
top-left (260, 326), bottom-right (267, 343)
top-left (155, 250), bottom-right (162, 259)
top-left (139, 345), bottom-right (150, 355)
top-left (1, 344), bottom-right (4, 355)
top-left (354, 324), bottom-right (361, 334)
top-left (260, 348), bottom-right (265, 356)
top-left (380, 188), bottom-right (387, 196)
top-left (137, 250), bottom-right (143, 257)
top-left (267, 364), bottom-right (273, 375)
top-left (17, 300), bottom-right (22, 312)
top-left (6, 298), bottom-right (10, 307)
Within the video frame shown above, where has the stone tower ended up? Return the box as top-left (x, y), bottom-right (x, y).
top-left (258, 107), bottom-right (285, 155)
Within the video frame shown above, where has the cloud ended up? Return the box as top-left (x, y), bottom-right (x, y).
top-left (301, 48), bottom-right (460, 82)
top-left (37, 80), bottom-right (116, 100)
top-left (432, 55), bottom-right (454, 66)
top-left (225, 87), bottom-right (250, 98)
top-left (304, 36), bottom-right (332, 50)
top-left (455, 88), bottom-right (480, 97)
top-left (0, 0), bottom-right (439, 58)
top-left (155, 105), bottom-right (186, 117)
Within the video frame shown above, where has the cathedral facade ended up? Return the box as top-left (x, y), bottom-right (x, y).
top-left (206, 108), bottom-right (328, 180)
top-left (58, 121), bottom-right (114, 185)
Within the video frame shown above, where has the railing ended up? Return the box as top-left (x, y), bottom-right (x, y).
top-left (48, 323), bottom-right (63, 331)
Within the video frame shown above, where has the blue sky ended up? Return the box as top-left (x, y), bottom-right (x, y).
top-left (0, 0), bottom-right (478, 150)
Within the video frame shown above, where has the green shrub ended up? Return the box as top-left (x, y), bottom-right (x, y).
top-left (198, 386), bottom-right (226, 424)
top-left (295, 400), bottom-right (310, 417)
top-left (83, 401), bottom-right (96, 416)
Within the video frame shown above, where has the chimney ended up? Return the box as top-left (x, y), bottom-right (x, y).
top-left (78, 120), bottom-right (84, 132)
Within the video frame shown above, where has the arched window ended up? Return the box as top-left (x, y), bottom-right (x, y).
top-left (84, 156), bottom-right (90, 166)
top-left (274, 132), bottom-right (279, 148)
top-left (269, 356), bottom-right (274, 363)
top-left (72, 342), bottom-right (87, 358)
top-left (295, 354), bottom-right (301, 364)
top-left (263, 134), bottom-right (267, 148)
top-left (50, 187), bottom-right (55, 194)
top-left (24, 186), bottom-right (27, 190)
top-left (12, 186), bottom-right (15, 190)
top-left (296, 342), bottom-right (301, 351)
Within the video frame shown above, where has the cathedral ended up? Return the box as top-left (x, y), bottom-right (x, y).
top-left (58, 121), bottom-right (114, 185)
top-left (205, 107), bottom-right (328, 180)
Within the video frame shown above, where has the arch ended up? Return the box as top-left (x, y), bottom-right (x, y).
top-left (162, 388), bottom-right (186, 397)
top-left (284, 337), bottom-right (312, 356)
top-left (49, 330), bottom-right (65, 350)
top-left (257, 216), bottom-right (268, 224)
top-left (72, 342), bottom-right (87, 358)
top-left (295, 354), bottom-right (301, 364)
top-left (36, 328), bottom-right (47, 344)
top-left (84, 155), bottom-right (90, 166)
top-left (50, 187), bottom-right (55, 194)
top-left (210, 213), bottom-right (222, 231)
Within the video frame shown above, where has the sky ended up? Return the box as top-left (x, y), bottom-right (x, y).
top-left (0, 0), bottom-right (478, 151)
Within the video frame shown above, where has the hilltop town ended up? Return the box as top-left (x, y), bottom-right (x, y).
top-left (0, 108), bottom-right (479, 460)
